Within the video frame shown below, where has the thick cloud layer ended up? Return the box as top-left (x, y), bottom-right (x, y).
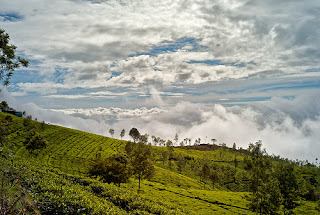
top-left (2, 89), bottom-right (319, 162)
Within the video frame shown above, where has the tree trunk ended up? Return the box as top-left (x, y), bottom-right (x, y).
top-left (138, 174), bottom-right (141, 192)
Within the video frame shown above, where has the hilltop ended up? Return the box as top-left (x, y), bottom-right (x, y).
top-left (0, 112), bottom-right (319, 214)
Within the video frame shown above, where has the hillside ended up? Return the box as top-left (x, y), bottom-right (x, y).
top-left (0, 112), bottom-right (319, 214)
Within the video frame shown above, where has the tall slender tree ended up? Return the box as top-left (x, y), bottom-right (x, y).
top-left (120, 129), bottom-right (125, 140)
top-left (109, 128), bottom-right (114, 138)
top-left (174, 133), bottom-right (179, 144)
top-left (128, 142), bottom-right (155, 191)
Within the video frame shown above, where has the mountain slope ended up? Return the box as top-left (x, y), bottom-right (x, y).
top-left (0, 113), bottom-right (318, 214)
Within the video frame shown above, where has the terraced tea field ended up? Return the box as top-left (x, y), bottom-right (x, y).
top-left (1, 113), bottom-right (318, 214)
top-left (16, 125), bottom-right (126, 174)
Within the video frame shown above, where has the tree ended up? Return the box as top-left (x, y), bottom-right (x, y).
top-left (176, 153), bottom-right (186, 173)
top-left (183, 138), bottom-right (189, 146)
top-left (128, 142), bottom-right (155, 191)
top-left (199, 162), bottom-right (210, 183)
top-left (0, 29), bottom-right (29, 91)
top-left (276, 163), bottom-right (299, 214)
top-left (244, 141), bottom-right (281, 214)
top-left (211, 138), bottom-right (217, 145)
top-left (160, 150), bottom-right (168, 165)
top-left (129, 127), bottom-right (140, 142)
top-left (209, 165), bottom-right (222, 188)
top-left (125, 141), bottom-right (135, 155)
top-left (166, 140), bottom-right (173, 151)
top-left (179, 141), bottom-right (184, 147)
top-left (159, 138), bottom-right (165, 146)
top-left (40, 121), bottom-right (46, 131)
top-left (109, 128), bottom-right (114, 138)
top-left (139, 133), bottom-right (149, 144)
top-left (151, 135), bottom-right (158, 146)
top-left (166, 140), bottom-right (174, 169)
top-left (232, 143), bottom-right (237, 150)
top-left (88, 153), bottom-right (131, 186)
top-left (233, 155), bottom-right (238, 182)
top-left (120, 129), bottom-right (125, 140)
top-left (23, 115), bottom-right (34, 129)
top-left (25, 130), bottom-right (47, 151)
top-left (0, 100), bottom-right (8, 112)
top-left (174, 133), bottom-right (179, 144)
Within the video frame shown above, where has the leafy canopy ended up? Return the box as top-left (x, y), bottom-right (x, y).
top-left (0, 29), bottom-right (29, 90)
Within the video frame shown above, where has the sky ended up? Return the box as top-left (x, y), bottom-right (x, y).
top-left (0, 0), bottom-right (320, 161)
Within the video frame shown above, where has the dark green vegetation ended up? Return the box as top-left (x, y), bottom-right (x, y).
top-left (0, 28), bottom-right (29, 90)
top-left (0, 113), bottom-right (320, 214)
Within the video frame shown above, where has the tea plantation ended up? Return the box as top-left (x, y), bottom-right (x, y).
top-left (0, 113), bottom-right (319, 214)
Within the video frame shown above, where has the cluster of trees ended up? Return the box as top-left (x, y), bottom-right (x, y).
top-left (244, 141), bottom-right (297, 214)
top-left (96, 125), bottom-right (320, 213)
top-left (244, 141), bottom-right (320, 214)
top-left (89, 128), bottom-right (155, 191)
top-left (108, 128), bottom-right (126, 139)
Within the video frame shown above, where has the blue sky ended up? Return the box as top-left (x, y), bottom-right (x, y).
top-left (1, 0), bottom-right (320, 109)
top-left (1, 0), bottom-right (320, 160)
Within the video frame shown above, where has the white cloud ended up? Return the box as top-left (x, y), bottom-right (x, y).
top-left (1, 0), bottom-right (320, 163)
top-left (88, 91), bottom-right (127, 96)
top-left (17, 82), bottom-right (68, 95)
top-left (9, 91), bottom-right (27, 97)
top-left (2, 88), bottom-right (320, 161)
top-left (1, 0), bottom-right (319, 93)
top-left (45, 94), bottom-right (88, 99)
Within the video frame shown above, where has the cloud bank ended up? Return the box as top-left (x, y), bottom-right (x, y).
top-left (2, 89), bottom-right (319, 162)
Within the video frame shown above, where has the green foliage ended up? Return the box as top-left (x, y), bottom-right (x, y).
top-left (0, 101), bottom-right (8, 112)
top-left (245, 141), bottom-right (281, 214)
top-left (176, 153), bottom-right (186, 173)
top-left (0, 159), bottom-right (38, 214)
top-left (139, 133), bottom-right (149, 144)
top-left (128, 142), bottom-right (155, 190)
top-left (120, 129), bottom-right (125, 140)
top-left (109, 128), bottom-right (114, 138)
top-left (0, 114), bottom-right (14, 159)
top-left (316, 200), bottom-right (320, 212)
top-left (277, 162), bottom-right (300, 213)
top-left (125, 141), bottom-right (135, 155)
top-left (89, 153), bottom-right (131, 186)
top-left (25, 131), bottom-right (47, 151)
top-left (23, 115), bottom-right (33, 128)
top-left (199, 162), bottom-right (210, 183)
top-left (129, 127), bottom-right (140, 142)
top-left (0, 29), bottom-right (29, 89)
top-left (0, 113), bottom-right (319, 214)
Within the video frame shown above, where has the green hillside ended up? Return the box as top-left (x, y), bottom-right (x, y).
top-left (0, 112), bottom-right (319, 214)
